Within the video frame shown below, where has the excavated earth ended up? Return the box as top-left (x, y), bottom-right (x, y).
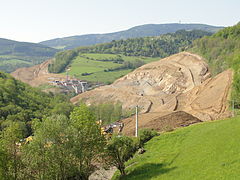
top-left (71, 52), bottom-right (233, 135)
top-left (11, 59), bottom-right (67, 87)
top-left (122, 111), bottom-right (202, 136)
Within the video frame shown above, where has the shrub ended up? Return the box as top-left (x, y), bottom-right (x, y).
top-left (105, 135), bottom-right (136, 176)
top-left (139, 129), bottom-right (158, 147)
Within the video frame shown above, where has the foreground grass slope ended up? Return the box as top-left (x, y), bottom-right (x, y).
top-left (114, 117), bottom-right (240, 180)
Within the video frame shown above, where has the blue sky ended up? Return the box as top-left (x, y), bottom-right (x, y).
top-left (0, 0), bottom-right (239, 42)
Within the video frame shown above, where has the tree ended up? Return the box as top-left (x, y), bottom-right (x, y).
top-left (0, 122), bottom-right (24, 180)
top-left (21, 115), bottom-right (73, 179)
top-left (21, 105), bottom-right (105, 179)
top-left (106, 135), bottom-right (136, 176)
top-left (68, 104), bottom-right (105, 179)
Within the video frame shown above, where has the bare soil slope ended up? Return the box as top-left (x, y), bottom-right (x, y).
top-left (11, 59), bottom-right (67, 87)
top-left (122, 111), bottom-right (202, 136)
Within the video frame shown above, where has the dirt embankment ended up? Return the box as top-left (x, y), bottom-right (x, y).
top-left (11, 59), bottom-right (67, 87)
top-left (71, 52), bottom-right (233, 135)
top-left (122, 111), bottom-right (202, 136)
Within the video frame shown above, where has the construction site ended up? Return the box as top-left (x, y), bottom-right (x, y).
top-left (71, 52), bottom-right (233, 136)
top-left (11, 52), bottom-right (233, 136)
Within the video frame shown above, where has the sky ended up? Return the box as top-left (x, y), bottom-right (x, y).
top-left (0, 0), bottom-right (239, 43)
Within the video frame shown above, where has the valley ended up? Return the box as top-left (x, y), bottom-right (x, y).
top-left (1, 21), bottom-right (240, 180)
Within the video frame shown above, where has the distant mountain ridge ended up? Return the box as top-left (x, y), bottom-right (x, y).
top-left (40, 23), bottom-right (224, 50)
top-left (0, 38), bottom-right (58, 56)
top-left (0, 38), bottom-right (58, 72)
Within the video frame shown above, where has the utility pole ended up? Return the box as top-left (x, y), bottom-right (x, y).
top-left (232, 99), bottom-right (235, 117)
top-left (135, 105), bottom-right (138, 137)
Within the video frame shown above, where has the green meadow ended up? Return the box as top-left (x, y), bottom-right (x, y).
top-left (113, 116), bottom-right (240, 180)
top-left (63, 53), bottom-right (160, 83)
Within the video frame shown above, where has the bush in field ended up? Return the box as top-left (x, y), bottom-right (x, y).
top-left (139, 129), bottom-right (158, 148)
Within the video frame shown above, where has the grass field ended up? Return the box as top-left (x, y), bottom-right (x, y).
top-left (113, 117), bottom-right (240, 180)
top-left (63, 53), bottom-right (160, 83)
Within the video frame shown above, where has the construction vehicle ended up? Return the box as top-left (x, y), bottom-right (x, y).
top-left (102, 125), bottom-right (114, 139)
top-left (100, 121), bottom-right (124, 139)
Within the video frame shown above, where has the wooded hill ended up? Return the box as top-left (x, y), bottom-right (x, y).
top-left (49, 29), bottom-right (212, 74)
top-left (0, 71), bottom-right (73, 136)
top-left (40, 23), bottom-right (222, 50)
top-left (0, 38), bottom-right (58, 73)
top-left (189, 22), bottom-right (240, 105)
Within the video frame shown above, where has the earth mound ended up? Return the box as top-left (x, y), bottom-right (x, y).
top-left (122, 111), bottom-right (202, 136)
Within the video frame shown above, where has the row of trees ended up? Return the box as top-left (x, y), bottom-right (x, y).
top-left (48, 50), bottom-right (78, 73)
top-left (88, 101), bottom-right (136, 125)
top-left (48, 29), bottom-right (212, 73)
top-left (104, 60), bottom-right (145, 73)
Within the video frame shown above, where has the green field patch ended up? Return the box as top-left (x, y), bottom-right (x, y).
top-left (67, 56), bottom-right (121, 73)
top-left (63, 53), bottom-right (160, 83)
top-left (113, 117), bottom-right (240, 179)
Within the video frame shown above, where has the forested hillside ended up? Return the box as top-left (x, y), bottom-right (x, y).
top-left (0, 72), bottom-right (137, 179)
top-left (40, 23), bottom-right (222, 50)
top-left (189, 22), bottom-right (240, 104)
top-left (0, 72), bottom-right (73, 136)
top-left (49, 30), bottom-right (212, 74)
top-left (0, 38), bottom-right (58, 72)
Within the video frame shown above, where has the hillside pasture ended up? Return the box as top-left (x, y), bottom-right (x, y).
top-left (63, 53), bottom-right (160, 83)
